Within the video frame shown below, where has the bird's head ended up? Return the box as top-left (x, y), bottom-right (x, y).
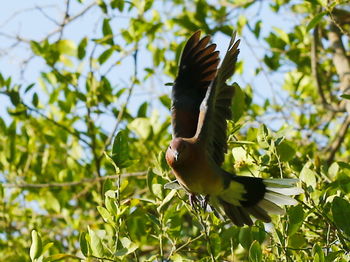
top-left (166, 138), bottom-right (190, 167)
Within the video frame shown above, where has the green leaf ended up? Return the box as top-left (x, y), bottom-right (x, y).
top-left (137, 102), bottom-right (148, 117)
top-left (41, 242), bottom-right (54, 255)
top-left (30, 230), bottom-right (42, 261)
top-left (30, 41), bottom-right (42, 55)
top-left (257, 124), bottom-right (270, 149)
top-left (307, 12), bottom-right (326, 32)
top-left (157, 189), bottom-right (176, 212)
top-left (77, 37), bottom-right (88, 59)
top-left (249, 240), bottom-right (262, 262)
top-left (42, 191), bottom-right (61, 213)
top-left (274, 27), bottom-right (289, 44)
top-left (24, 83), bottom-right (35, 93)
top-left (332, 197), bottom-right (350, 236)
top-left (328, 162), bottom-right (339, 180)
top-left (340, 94), bottom-right (350, 100)
top-left (159, 94), bottom-right (171, 109)
top-left (164, 180), bottom-right (182, 190)
top-left (88, 228), bottom-right (105, 257)
top-left (253, 20), bottom-right (262, 38)
top-left (97, 0), bottom-right (108, 13)
top-left (152, 183), bottom-right (163, 199)
top-left (111, 0), bottom-right (124, 11)
top-left (8, 90), bottom-right (20, 106)
top-left (102, 19), bottom-right (114, 45)
top-left (103, 179), bottom-right (114, 194)
top-left (287, 205), bottom-right (304, 236)
top-left (97, 206), bottom-right (115, 225)
top-left (120, 237), bottom-right (139, 254)
top-left (80, 232), bottom-right (88, 257)
top-left (45, 254), bottom-right (81, 261)
top-left (147, 168), bottom-right (156, 196)
top-left (105, 195), bottom-right (118, 215)
top-left (288, 233), bottom-right (307, 248)
top-left (276, 141), bottom-right (296, 162)
top-left (98, 48), bottom-right (114, 64)
top-left (231, 140), bottom-right (255, 145)
top-left (313, 243), bottom-right (325, 262)
top-left (32, 93), bottom-right (39, 107)
top-left (300, 164), bottom-right (317, 188)
top-left (111, 130), bottom-right (132, 168)
top-left (56, 39), bottom-right (76, 56)
top-left (128, 118), bottom-right (152, 139)
top-left (239, 228), bottom-right (252, 249)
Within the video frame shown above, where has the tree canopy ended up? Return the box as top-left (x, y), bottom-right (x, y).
top-left (1, 0), bottom-right (350, 261)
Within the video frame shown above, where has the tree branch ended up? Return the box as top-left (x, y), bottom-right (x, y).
top-left (326, 115), bottom-right (350, 165)
top-left (311, 26), bottom-right (341, 112)
top-left (22, 101), bottom-right (91, 147)
top-left (328, 24), bottom-right (350, 96)
top-left (2, 171), bottom-right (147, 188)
top-left (324, 23), bottom-right (350, 164)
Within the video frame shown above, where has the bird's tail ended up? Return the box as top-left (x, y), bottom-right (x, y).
top-left (210, 175), bottom-right (303, 227)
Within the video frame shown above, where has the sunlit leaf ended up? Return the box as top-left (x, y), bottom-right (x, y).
top-left (88, 228), bottom-right (104, 257)
top-left (30, 230), bottom-right (42, 261)
top-left (307, 12), bottom-right (326, 32)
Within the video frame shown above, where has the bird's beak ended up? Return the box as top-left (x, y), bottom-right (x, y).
top-left (174, 151), bottom-right (179, 162)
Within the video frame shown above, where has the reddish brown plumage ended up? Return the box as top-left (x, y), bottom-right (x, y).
top-left (166, 31), bottom-right (303, 227)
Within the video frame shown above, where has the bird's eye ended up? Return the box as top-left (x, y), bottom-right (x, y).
top-left (169, 145), bottom-right (172, 150)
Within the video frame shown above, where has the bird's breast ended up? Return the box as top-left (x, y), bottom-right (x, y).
top-left (172, 154), bottom-right (224, 195)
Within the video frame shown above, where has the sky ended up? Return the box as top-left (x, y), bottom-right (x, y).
top-left (0, 1), bottom-right (297, 131)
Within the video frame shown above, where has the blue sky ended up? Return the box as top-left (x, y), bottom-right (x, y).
top-left (0, 1), bottom-right (297, 131)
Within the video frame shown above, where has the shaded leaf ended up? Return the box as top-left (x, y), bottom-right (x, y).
top-left (249, 240), bottom-right (262, 262)
top-left (332, 197), bottom-right (350, 236)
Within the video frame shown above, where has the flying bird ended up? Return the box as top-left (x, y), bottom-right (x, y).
top-left (165, 31), bottom-right (303, 226)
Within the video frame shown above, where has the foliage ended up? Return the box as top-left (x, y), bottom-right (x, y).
top-left (1, 0), bottom-right (350, 261)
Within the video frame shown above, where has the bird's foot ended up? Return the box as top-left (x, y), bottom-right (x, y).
top-left (201, 195), bottom-right (210, 210)
top-left (189, 194), bottom-right (200, 209)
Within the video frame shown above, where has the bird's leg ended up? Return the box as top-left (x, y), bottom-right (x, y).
top-left (202, 195), bottom-right (210, 210)
top-left (189, 193), bottom-right (200, 209)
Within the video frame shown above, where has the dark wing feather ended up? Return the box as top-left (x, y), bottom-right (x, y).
top-left (171, 31), bottom-right (220, 138)
top-left (195, 32), bottom-right (240, 165)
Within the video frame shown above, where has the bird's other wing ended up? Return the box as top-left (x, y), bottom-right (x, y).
top-left (171, 31), bottom-right (220, 138)
top-left (195, 32), bottom-right (240, 165)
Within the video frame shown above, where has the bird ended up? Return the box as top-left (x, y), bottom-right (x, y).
top-left (165, 30), bottom-right (303, 227)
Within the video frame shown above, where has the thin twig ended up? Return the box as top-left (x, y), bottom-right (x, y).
top-left (35, 5), bottom-right (60, 25)
top-left (21, 101), bottom-right (91, 147)
top-left (172, 233), bottom-right (205, 255)
top-left (99, 47), bottom-right (139, 159)
top-left (46, 1), bottom-right (96, 38)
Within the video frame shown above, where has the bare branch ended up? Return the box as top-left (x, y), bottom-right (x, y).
top-left (35, 5), bottom-right (60, 26)
top-left (47, 1), bottom-right (96, 39)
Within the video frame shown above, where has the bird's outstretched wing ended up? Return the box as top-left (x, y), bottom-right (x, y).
top-left (195, 33), bottom-right (240, 165)
top-left (171, 31), bottom-right (220, 138)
